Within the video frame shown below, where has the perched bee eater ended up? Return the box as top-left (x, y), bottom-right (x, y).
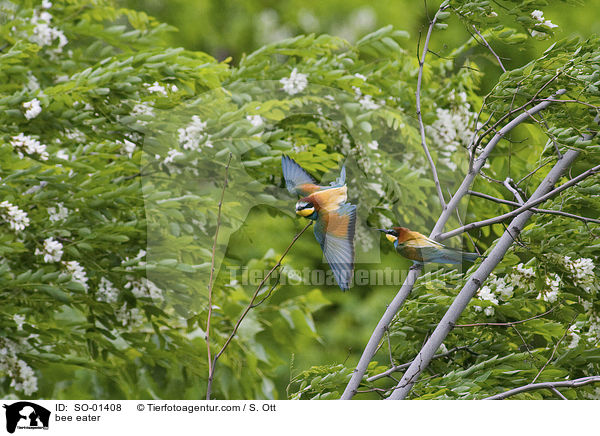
top-left (378, 227), bottom-right (480, 264)
top-left (281, 155), bottom-right (356, 291)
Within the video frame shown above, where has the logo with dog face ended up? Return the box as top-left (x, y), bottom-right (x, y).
top-left (3, 402), bottom-right (50, 434)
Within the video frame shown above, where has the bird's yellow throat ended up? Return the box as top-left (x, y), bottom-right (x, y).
top-left (297, 207), bottom-right (315, 217)
top-left (385, 234), bottom-right (397, 243)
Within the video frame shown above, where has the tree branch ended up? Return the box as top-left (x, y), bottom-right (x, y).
top-left (471, 25), bottom-right (506, 72)
top-left (454, 306), bottom-right (557, 327)
top-left (366, 345), bottom-right (472, 382)
top-left (439, 162), bottom-right (600, 241)
top-left (468, 190), bottom-right (600, 224)
top-left (205, 220), bottom-right (312, 399)
top-left (340, 89), bottom-right (567, 400)
top-left (205, 152), bottom-right (232, 399)
top-left (483, 375), bottom-right (600, 400)
top-left (416, 2), bottom-right (450, 210)
top-left (386, 148), bottom-right (581, 400)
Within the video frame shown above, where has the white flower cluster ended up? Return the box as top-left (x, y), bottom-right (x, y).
top-left (125, 278), bottom-right (163, 301)
top-left (35, 237), bottom-right (63, 263)
top-left (163, 148), bottom-right (184, 164)
top-left (428, 91), bottom-right (477, 171)
top-left (144, 81), bottom-right (167, 96)
top-left (10, 133), bottom-right (49, 160)
top-left (352, 85), bottom-right (380, 111)
top-left (131, 102), bottom-right (154, 126)
top-left (177, 115), bottom-right (213, 152)
top-left (118, 139), bottom-right (136, 158)
top-left (538, 273), bottom-right (561, 303)
top-left (63, 260), bottom-right (88, 291)
top-left (0, 338), bottom-right (38, 396)
top-left (115, 304), bottom-right (145, 328)
top-left (29, 9), bottom-right (68, 54)
top-left (246, 115), bottom-right (264, 128)
top-left (280, 68), bottom-right (308, 95)
top-left (474, 274), bottom-right (514, 316)
top-left (97, 277), bottom-right (119, 303)
top-left (47, 202), bottom-right (69, 222)
top-left (23, 98), bottom-right (42, 120)
top-left (531, 10), bottom-right (558, 28)
top-left (564, 257), bottom-right (596, 293)
top-left (0, 201), bottom-right (30, 232)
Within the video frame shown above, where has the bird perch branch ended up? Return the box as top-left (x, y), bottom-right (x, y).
top-left (340, 89), bottom-right (568, 400)
top-left (483, 376), bottom-right (600, 400)
top-left (386, 148), bottom-right (581, 400)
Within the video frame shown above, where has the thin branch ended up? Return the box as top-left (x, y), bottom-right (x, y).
top-left (205, 152), bottom-right (232, 399)
top-left (340, 89), bottom-right (567, 401)
top-left (502, 177), bottom-right (525, 204)
top-left (531, 316), bottom-right (576, 384)
top-left (471, 24), bottom-right (506, 72)
top-left (454, 306), bottom-right (557, 327)
top-left (386, 148), bottom-right (581, 400)
top-left (415, 3), bottom-right (449, 210)
top-left (205, 220), bottom-right (312, 400)
top-left (483, 376), bottom-right (600, 400)
top-left (367, 345), bottom-right (472, 382)
top-left (468, 190), bottom-right (600, 224)
top-left (550, 387), bottom-right (568, 400)
top-left (440, 162), bottom-right (600, 240)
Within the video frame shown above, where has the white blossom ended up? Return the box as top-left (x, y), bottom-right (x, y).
top-left (246, 115), bottom-right (264, 127)
top-left (119, 139), bottom-right (136, 158)
top-left (280, 68), bottom-right (308, 95)
top-left (564, 257), bottom-right (596, 292)
top-left (10, 133), bottom-right (49, 160)
top-left (125, 278), bottom-right (163, 301)
top-left (567, 325), bottom-right (581, 349)
top-left (29, 10), bottom-right (67, 53)
top-left (115, 304), bottom-right (145, 328)
top-left (131, 102), bottom-right (154, 125)
top-left (163, 148), bottom-right (184, 164)
top-left (47, 202), bottom-right (69, 222)
top-left (13, 314), bottom-right (25, 331)
top-left (42, 0), bottom-right (52, 7)
top-left (97, 277), bottom-right (119, 303)
top-left (35, 237), bottom-right (63, 263)
top-left (358, 94), bottom-right (379, 110)
top-left (145, 81), bottom-right (167, 96)
top-left (538, 274), bottom-right (561, 303)
top-left (367, 140), bottom-right (379, 150)
top-left (64, 260), bottom-right (88, 291)
top-left (0, 201), bottom-right (30, 232)
top-left (531, 9), bottom-right (558, 28)
top-left (23, 98), bottom-right (42, 120)
top-left (177, 116), bottom-right (208, 152)
top-left (354, 73), bottom-right (367, 81)
top-left (0, 338), bottom-right (38, 396)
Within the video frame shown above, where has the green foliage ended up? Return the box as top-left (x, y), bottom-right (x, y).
top-left (1, 0), bottom-right (599, 400)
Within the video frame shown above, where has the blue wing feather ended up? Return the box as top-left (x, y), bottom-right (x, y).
top-left (281, 155), bottom-right (316, 195)
top-left (314, 203), bottom-right (356, 291)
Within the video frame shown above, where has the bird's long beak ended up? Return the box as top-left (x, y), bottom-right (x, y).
top-left (376, 229), bottom-right (387, 233)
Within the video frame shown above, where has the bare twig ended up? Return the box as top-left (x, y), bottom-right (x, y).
top-left (550, 387), bottom-right (568, 400)
top-left (415, 3), bottom-right (450, 210)
top-left (205, 152), bottom-right (232, 399)
top-left (468, 190), bottom-right (600, 224)
top-left (340, 90), bottom-right (568, 401)
top-left (531, 316), bottom-right (576, 384)
top-left (484, 376), bottom-right (600, 400)
top-left (439, 162), bottom-right (600, 240)
top-left (386, 149), bottom-right (581, 400)
top-left (472, 25), bottom-right (506, 72)
top-left (454, 306), bottom-right (557, 327)
top-left (206, 220), bottom-right (312, 399)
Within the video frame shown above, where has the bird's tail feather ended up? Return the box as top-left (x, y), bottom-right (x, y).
top-left (432, 248), bottom-right (480, 264)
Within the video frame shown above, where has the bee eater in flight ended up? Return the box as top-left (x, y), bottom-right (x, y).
top-left (281, 155), bottom-right (356, 291)
top-left (378, 227), bottom-right (480, 264)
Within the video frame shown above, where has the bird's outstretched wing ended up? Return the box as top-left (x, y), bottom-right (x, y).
top-left (281, 155), bottom-right (321, 196)
top-left (314, 203), bottom-right (356, 291)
